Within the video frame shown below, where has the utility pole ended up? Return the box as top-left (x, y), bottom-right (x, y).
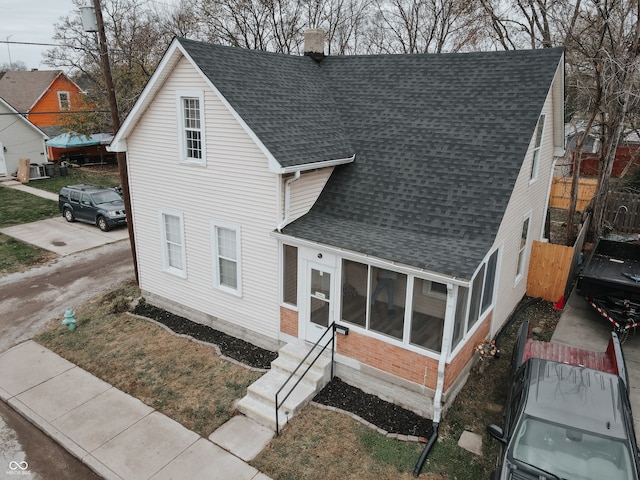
top-left (6, 35), bottom-right (12, 69)
top-left (91, 0), bottom-right (139, 284)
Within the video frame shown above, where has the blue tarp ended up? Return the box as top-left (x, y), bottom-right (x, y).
top-left (45, 132), bottom-right (113, 148)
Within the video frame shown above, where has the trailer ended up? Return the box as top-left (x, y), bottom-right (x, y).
top-left (577, 238), bottom-right (640, 334)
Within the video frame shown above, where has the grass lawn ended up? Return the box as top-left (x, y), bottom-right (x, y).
top-left (0, 187), bottom-right (60, 276)
top-left (35, 281), bottom-right (262, 437)
top-left (35, 278), bottom-right (561, 479)
top-left (26, 164), bottom-right (121, 194)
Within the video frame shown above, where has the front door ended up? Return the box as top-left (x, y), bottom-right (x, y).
top-left (305, 263), bottom-right (334, 343)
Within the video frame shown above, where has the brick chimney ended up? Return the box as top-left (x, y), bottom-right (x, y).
top-left (304, 29), bottom-right (325, 63)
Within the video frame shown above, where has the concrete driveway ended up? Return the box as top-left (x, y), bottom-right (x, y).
top-left (553, 287), bottom-right (640, 436)
top-left (0, 217), bottom-right (129, 256)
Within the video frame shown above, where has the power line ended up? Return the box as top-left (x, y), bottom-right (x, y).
top-left (0, 110), bottom-right (110, 115)
top-left (0, 40), bottom-right (63, 48)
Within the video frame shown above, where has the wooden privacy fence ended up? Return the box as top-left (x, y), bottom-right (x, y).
top-left (550, 176), bottom-right (598, 211)
top-left (526, 240), bottom-right (574, 303)
top-left (605, 191), bottom-right (640, 235)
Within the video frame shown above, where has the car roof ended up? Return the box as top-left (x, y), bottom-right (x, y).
top-left (524, 359), bottom-right (628, 439)
top-left (62, 184), bottom-right (107, 192)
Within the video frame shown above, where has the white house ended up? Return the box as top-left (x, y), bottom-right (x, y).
top-left (110, 34), bottom-right (565, 425)
top-left (0, 97), bottom-right (48, 177)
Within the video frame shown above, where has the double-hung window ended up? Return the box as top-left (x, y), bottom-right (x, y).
top-left (212, 221), bottom-right (242, 296)
top-left (516, 216), bottom-right (531, 280)
top-left (176, 90), bottom-right (205, 164)
top-left (530, 114), bottom-right (545, 182)
top-left (160, 210), bottom-right (186, 277)
top-left (58, 91), bottom-right (70, 111)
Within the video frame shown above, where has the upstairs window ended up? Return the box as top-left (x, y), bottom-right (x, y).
top-left (58, 91), bottom-right (70, 110)
top-left (176, 91), bottom-right (205, 164)
top-left (530, 114), bottom-right (545, 182)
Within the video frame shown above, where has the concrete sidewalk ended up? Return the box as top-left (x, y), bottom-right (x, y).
top-left (0, 179), bottom-right (59, 201)
top-left (0, 341), bottom-right (274, 480)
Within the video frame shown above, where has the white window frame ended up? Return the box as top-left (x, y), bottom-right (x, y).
top-left (516, 214), bottom-right (531, 282)
top-left (530, 114), bottom-right (546, 183)
top-left (58, 91), bottom-right (70, 111)
top-left (159, 209), bottom-right (187, 278)
top-left (211, 220), bottom-right (242, 297)
top-left (176, 90), bottom-right (206, 165)
top-left (421, 279), bottom-right (447, 299)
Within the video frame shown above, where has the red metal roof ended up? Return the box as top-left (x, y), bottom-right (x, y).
top-left (523, 339), bottom-right (618, 374)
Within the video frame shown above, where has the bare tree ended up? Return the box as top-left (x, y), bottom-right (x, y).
top-left (368, 0), bottom-right (485, 54)
top-left (564, 0), bottom-right (640, 241)
top-left (44, 0), bottom-right (174, 133)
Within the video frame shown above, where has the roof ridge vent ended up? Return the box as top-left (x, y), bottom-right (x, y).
top-left (304, 29), bottom-right (325, 63)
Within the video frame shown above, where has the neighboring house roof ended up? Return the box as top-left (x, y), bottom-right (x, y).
top-left (114, 39), bottom-right (564, 280)
top-left (0, 70), bottom-right (65, 113)
top-left (45, 132), bottom-right (113, 148)
top-left (0, 96), bottom-right (48, 139)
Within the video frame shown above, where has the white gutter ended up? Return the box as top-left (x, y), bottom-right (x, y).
top-left (276, 170), bottom-right (301, 232)
top-left (272, 154), bottom-right (356, 174)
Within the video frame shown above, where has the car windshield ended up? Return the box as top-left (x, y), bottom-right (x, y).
top-left (90, 191), bottom-right (122, 204)
top-left (509, 416), bottom-right (635, 480)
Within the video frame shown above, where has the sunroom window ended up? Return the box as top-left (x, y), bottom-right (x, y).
top-left (369, 267), bottom-right (406, 340)
top-left (410, 279), bottom-right (446, 352)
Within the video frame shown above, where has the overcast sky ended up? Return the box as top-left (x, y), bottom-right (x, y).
top-left (0, 0), bottom-right (78, 70)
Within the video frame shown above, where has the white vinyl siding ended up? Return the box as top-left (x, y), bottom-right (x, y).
top-left (0, 101), bottom-right (47, 176)
top-left (488, 67), bottom-right (560, 337)
top-left (160, 210), bottom-right (186, 277)
top-left (212, 221), bottom-right (242, 296)
top-left (176, 90), bottom-right (205, 164)
top-left (125, 58), bottom-right (281, 340)
top-left (288, 168), bottom-right (333, 221)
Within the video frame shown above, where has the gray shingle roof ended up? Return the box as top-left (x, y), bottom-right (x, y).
top-left (0, 70), bottom-right (62, 113)
top-left (178, 39), bottom-right (563, 279)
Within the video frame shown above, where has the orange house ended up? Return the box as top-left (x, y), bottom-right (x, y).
top-left (0, 70), bottom-right (85, 137)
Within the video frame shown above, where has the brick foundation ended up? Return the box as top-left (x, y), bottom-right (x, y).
top-left (280, 307), bottom-right (298, 337)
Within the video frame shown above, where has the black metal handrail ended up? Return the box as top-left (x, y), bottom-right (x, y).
top-left (275, 322), bottom-right (338, 436)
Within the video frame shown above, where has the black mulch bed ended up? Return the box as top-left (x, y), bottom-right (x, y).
top-left (132, 300), bottom-right (432, 437)
top-left (132, 300), bottom-right (278, 369)
top-left (314, 377), bottom-right (433, 437)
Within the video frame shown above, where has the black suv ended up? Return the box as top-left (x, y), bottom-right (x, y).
top-left (59, 184), bottom-right (126, 232)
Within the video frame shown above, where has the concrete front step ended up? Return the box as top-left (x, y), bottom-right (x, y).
top-left (278, 342), bottom-right (333, 370)
top-left (270, 355), bottom-right (330, 389)
top-left (246, 370), bottom-right (316, 412)
top-left (236, 342), bottom-right (334, 432)
top-left (235, 395), bottom-right (288, 431)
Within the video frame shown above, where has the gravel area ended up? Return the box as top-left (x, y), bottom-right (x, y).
top-left (132, 300), bottom-right (432, 436)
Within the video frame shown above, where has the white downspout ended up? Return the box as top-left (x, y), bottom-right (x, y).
top-left (432, 284), bottom-right (456, 423)
top-left (277, 170), bottom-right (301, 232)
